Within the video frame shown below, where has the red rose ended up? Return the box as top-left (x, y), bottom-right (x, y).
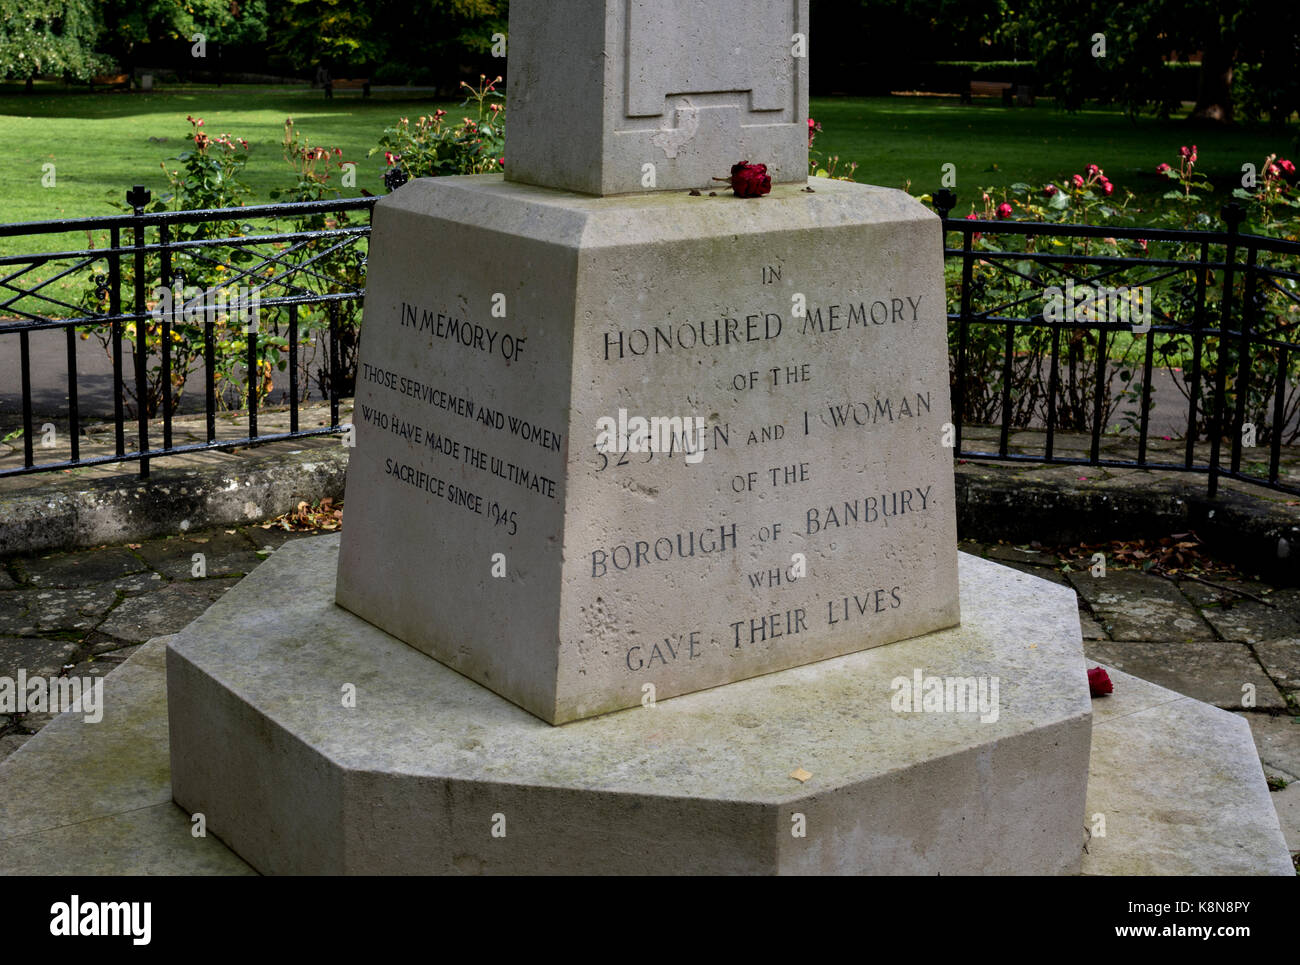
top-left (996, 202), bottom-right (1013, 218)
top-left (1156, 163), bottom-right (1172, 174)
top-left (1281, 159), bottom-right (1296, 175)
top-left (1088, 666), bottom-right (1113, 697)
top-left (1044, 183), bottom-right (1058, 196)
top-left (1102, 179), bottom-right (1114, 195)
top-left (1072, 174), bottom-right (1085, 188)
top-left (724, 161), bottom-right (771, 198)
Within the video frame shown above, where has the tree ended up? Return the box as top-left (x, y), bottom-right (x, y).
top-left (1015, 0), bottom-right (1300, 124)
top-left (268, 0), bottom-right (506, 85)
top-left (0, 0), bottom-right (104, 85)
top-left (96, 0), bottom-right (270, 75)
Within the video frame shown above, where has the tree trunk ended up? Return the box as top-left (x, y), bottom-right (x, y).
top-left (24, 74), bottom-right (33, 93)
top-left (1190, 44), bottom-right (1234, 123)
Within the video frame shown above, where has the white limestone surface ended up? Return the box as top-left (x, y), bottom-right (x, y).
top-left (336, 175), bottom-right (958, 723)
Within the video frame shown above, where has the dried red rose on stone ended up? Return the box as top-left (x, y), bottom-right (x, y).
top-left (719, 161), bottom-right (771, 198)
top-left (1088, 666), bottom-right (1113, 697)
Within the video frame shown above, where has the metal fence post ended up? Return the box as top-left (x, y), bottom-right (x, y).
top-left (932, 190), bottom-right (960, 454)
top-left (1208, 202), bottom-right (1245, 498)
top-left (127, 185), bottom-right (152, 478)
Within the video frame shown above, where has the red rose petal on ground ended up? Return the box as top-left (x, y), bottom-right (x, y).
top-left (1088, 666), bottom-right (1113, 697)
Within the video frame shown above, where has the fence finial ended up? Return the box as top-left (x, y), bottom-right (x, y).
top-left (384, 167), bottom-right (409, 193)
top-left (933, 189), bottom-right (956, 220)
top-left (126, 185), bottom-right (151, 214)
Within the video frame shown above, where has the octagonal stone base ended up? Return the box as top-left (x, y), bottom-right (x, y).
top-left (167, 536), bottom-right (1092, 875)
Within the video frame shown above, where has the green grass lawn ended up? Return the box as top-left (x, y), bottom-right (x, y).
top-left (0, 85), bottom-right (463, 230)
top-left (811, 95), bottom-right (1299, 216)
top-left (1, 84), bottom-right (1295, 229)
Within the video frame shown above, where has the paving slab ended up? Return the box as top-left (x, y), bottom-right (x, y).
top-left (0, 635), bottom-right (253, 874)
top-left (1084, 664), bottom-right (1293, 876)
top-left (996, 559), bottom-right (1070, 585)
top-left (1255, 638), bottom-right (1300, 697)
top-left (1176, 576), bottom-right (1274, 609)
top-left (239, 525), bottom-right (332, 553)
top-left (0, 584), bottom-right (119, 635)
top-left (1266, 589), bottom-right (1300, 627)
top-left (0, 801), bottom-right (256, 875)
top-left (13, 546), bottom-right (148, 588)
top-left (1068, 570), bottom-right (1215, 641)
top-left (63, 645), bottom-right (141, 680)
top-left (97, 578), bottom-right (240, 643)
top-left (134, 530), bottom-right (263, 581)
top-left (1200, 600), bottom-right (1300, 644)
top-left (0, 734), bottom-right (29, 763)
top-left (0, 634), bottom-right (79, 679)
top-left (985, 544), bottom-right (1055, 566)
top-left (112, 571), bottom-right (168, 594)
top-left (1270, 781), bottom-right (1300, 854)
top-left (1235, 712), bottom-right (1300, 780)
top-left (1079, 613), bottom-right (1109, 641)
top-left (0, 639), bottom-right (173, 839)
top-left (1084, 639), bottom-right (1287, 710)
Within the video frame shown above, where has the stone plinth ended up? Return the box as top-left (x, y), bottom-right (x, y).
top-left (505, 0), bottom-right (809, 195)
top-left (336, 174), bottom-right (958, 724)
top-left (169, 536), bottom-right (1090, 875)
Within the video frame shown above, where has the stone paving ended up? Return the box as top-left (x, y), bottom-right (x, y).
top-left (0, 524), bottom-right (322, 760)
top-left (1, 526), bottom-right (1297, 867)
top-left (962, 537), bottom-right (1300, 867)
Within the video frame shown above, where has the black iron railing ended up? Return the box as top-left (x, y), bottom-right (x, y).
top-left (933, 190), bottom-right (1300, 497)
top-left (0, 189), bottom-right (377, 478)
top-left (2, 186), bottom-right (1298, 499)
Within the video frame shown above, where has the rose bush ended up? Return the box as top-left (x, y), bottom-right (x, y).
top-left (943, 145), bottom-right (1300, 453)
top-left (370, 76), bottom-right (505, 180)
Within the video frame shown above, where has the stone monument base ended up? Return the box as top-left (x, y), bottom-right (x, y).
top-left (167, 536), bottom-right (1093, 874)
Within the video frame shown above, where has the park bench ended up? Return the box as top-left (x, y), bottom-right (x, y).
top-left (963, 80), bottom-right (1014, 105)
top-left (324, 78), bottom-right (370, 98)
top-left (89, 73), bottom-right (130, 92)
